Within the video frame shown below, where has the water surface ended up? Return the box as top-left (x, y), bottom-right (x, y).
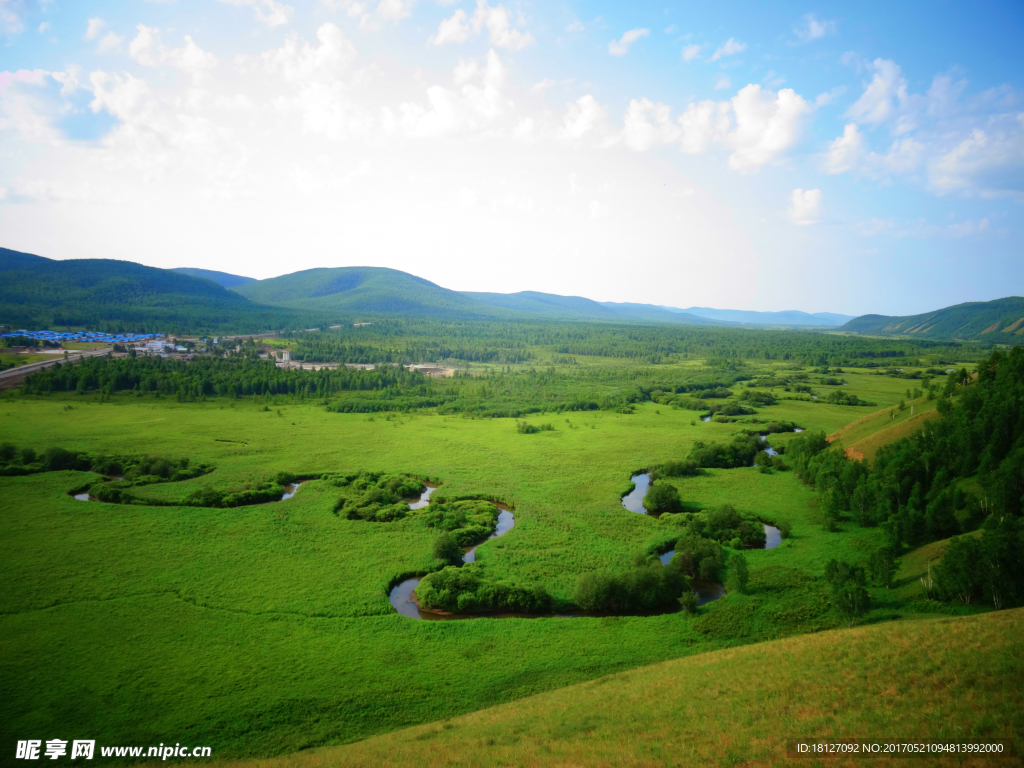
top-left (621, 473), bottom-right (651, 514)
top-left (408, 484), bottom-right (437, 510)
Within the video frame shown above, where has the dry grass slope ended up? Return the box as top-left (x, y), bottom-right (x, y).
top-left (202, 610), bottom-right (1023, 768)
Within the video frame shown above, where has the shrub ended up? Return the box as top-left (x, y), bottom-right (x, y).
top-left (726, 553), bottom-right (749, 594)
top-left (653, 459), bottom-right (703, 479)
top-left (670, 535), bottom-right (724, 579)
top-left (644, 482), bottom-right (681, 515)
top-left (432, 532), bottom-right (464, 566)
top-left (573, 564), bottom-right (688, 613)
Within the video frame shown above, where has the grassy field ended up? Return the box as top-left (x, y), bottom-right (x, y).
top-left (215, 608), bottom-right (1023, 768)
top-left (0, 360), bottom-right (992, 763)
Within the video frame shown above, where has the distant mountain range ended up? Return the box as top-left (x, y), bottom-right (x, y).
top-left (661, 306), bottom-right (855, 327)
top-left (1, 246), bottom-right (1020, 339)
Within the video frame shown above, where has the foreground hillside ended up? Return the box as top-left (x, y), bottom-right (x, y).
top-left (0, 248), bottom-right (302, 333)
top-left (217, 610), bottom-right (1023, 768)
top-left (841, 296), bottom-right (1024, 339)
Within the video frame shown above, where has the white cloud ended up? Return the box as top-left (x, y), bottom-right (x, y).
top-left (727, 84), bottom-right (810, 171)
top-left (709, 37), bottom-right (745, 62)
top-left (37, 21), bottom-right (49, 34)
top-left (588, 199), bottom-right (609, 219)
top-left (681, 44), bottom-right (701, 61)
top-left (385, 49), bottom-right (511, 139)
top-left (97, 32), bottom-right (125, 53)
top-left (51, 65), bottom-right (82, 97)
top-left (675, 100), bottom-right (731, 154)
top-left (530, 78), bottom-right (555, 94)
top-left (714, 74), bottom-right (731, 90)
top-left (260, 23), bottom-right (357, 83)
top-left (622, 98), bottom-right (681, 151)
top-left (129, 26), bottom-right (218, 80)
top-left (793, 14), bottom-right (835, 44)
top-left (565, 20), bottom-right (584, 33)
top-left (217, 0), bottom-right (293, 28)
top-left (928, 123), bottom-right (1024, 200)
top-left (608, 28), bottom-right (649, 57)
top-left (788, 188), bottom-right (821, 225)
top-left (824, 123), bottom-right (862, 174)
top-left (846, 58), bottom-right (910, 127)
top-left (867, 136), bottom-right (924, 175)
top-left (84, 17), bottom-right (105, 40)
top-left (431, 1), bottom-right (533, 50)
top-left (947, 218), bottom-right (989, 237)
top-left (431, 8), bottom-right (470, 44)
top-left (562, 94), bottom-right (607, 140)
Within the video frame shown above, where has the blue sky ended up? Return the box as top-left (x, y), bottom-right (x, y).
top-left (1, 0), bottom-right (1022, 315)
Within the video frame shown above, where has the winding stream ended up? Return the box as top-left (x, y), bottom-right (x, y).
top-left (621, 473), bottom-right (652, 514)
top-left (389, 490), bottom-right (518, 619)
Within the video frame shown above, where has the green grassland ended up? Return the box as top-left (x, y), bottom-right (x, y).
top-left (0, 358), bottom-right (995, 764)
top-left (220, 608), bottom-right (1023, 768)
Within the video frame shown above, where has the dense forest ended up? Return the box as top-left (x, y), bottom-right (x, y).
top-left (785, 347), bottom-right (1024, 607)
top-left (287, 319), bottom-right (980, 367)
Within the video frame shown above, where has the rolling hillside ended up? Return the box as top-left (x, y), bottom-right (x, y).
top-left (224, 609), bottom-right (1023, 768)
top-left (172, 268), bottom-right (256, 289)
top-left (233, 266), bottom-right (508, 318)
top-left (841, 296), bottom-right (1024, 339)
top-left (0, 248), bottom-right (301, 333)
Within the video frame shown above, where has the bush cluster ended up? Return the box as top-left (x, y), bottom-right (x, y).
top-left (416, 565), bottom-right (552, 614)
top-left (573, 563), bottom-right (690, 613)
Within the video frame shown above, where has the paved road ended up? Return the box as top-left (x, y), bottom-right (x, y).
top-left (0, 349), bottom-right (109, 389)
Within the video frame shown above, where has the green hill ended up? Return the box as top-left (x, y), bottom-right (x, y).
top-left (172, 268), bottom-right (256, 289)
top-left (0, 248), bottom-right (300, 333)
top-left (233, 266), bottom-right (507, 319)
top-left (842, 296), bottom-right (1024, 339)
top-left (225, 609), bottom-right (1023, 768)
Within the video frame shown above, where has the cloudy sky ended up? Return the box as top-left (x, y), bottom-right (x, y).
top-left (1, 0), bottom-right (1022, 315)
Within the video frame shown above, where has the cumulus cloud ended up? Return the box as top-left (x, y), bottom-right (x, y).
top-left (788, 188), bottom-right (821, 225)
top-left (845, 58), bottom-right (915, 132)
top-left (727, 84), bottom-right (810, 171)
top-left (326, 0), bottom-right (415, 31)
top-left (562, 94), bottom-right (607, 140)
top-left (608, 28), bottom-right (649, 57)
top-left (384, 48), bottom-right (512, 138)
top-left (84, 18), bottom-right (105, 40)
top-left (714, 74), bottom-right (731, 90)
top-left (928, 122), bottom-right (1024, 200)
top-left (793, 14), bottom-right (835, 44)
top-left (129, 26), bottom-right (218, 79)
top-left (709, 37), bottom-right (746, 62)
top-left (431, 1), bottom-right (533, 50)
top-left (824, 123), bottom-right (862, 174)
top-left (681, 44), bottom-right (701, 61)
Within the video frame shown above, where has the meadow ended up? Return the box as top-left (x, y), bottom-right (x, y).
top-left (0, 349), bottom-right (1001, 764)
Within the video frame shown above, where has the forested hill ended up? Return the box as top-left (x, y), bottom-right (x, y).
top-left (0, 248), bottom-right (304, 334)
top-left (842, 296), bottom-right (1024, 339)
top-left (232, 266), bottom-right (511, 319)
top-left (171, 268), bottom-right (256, 289)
